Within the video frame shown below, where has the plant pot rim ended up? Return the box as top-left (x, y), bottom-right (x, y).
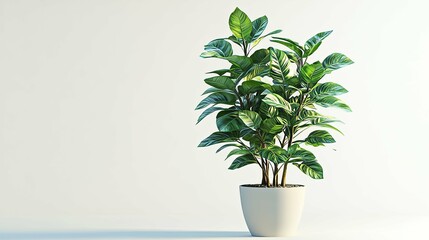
top-left (240, 184), bottom-right (305, 188)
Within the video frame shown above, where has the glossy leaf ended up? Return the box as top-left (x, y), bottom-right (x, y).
top-left (284, 50), bottom-right (299, 63)
top-left (310, 82), bottom-right (348, 98)
top-left (304, 30), bottom-right (332, 57)
top-left (313, 96), bottom-right (352, 112)
top-left (305, 130), bottom-right (335, 147)
top-left (228, 35), bottom-right (243, 46)
top-left (269, 47), bottom-right (290, 83)
top-left (271, 37), bottom-right (304, 57)
top-left (200, 39), bottom-right (233, 58)
top-left (260, 145), bottom-right (288, 164)
top-left (310, 120), bottom-right (344, 135)
top-left (262, 93), bottom-right (291, 111)
top-left (204, 76), bottom-right (235, 90)
top-left (223, 56), bottom-right (253, 70)
top-left (197, 106), bottom-right (224, 124)
top-left (229, 154), bottom-right (257, 170)
top-left (259, 102), bottom-right (278, 118)
top-left (216, 143), bottom-right (241, 153)
top-left (226, 149), bottom-right (251, 160)
top-left (198, 132), bottom-right (237, 147)
top-left (323, 53), bottom-right (354, 72)
top-left (287, 144), bottom-right (316, 162)
top-left (251, 29), bottom-right (282, 48)
top-left (260, 117), bottom-right (286, 134)
top-left (243, 64), bottom-right (270, 81)
top-left (238, 110), bottom-right (262, 130)
top-left (229, 7), bottom-right (252, 41)
top-left (207, 69), bottom-right (230, 76)
top-left (216, 111), bottom-right (244, 132)
top-left (201, 87), bottom-right (224, 95)
top-left (250, 49), bottom-right (269, 64)
top-left (299, 61), bottom-right (325, 85)
top-left (250, 16), bottom-right (268, 42)
top-left (261, 29), bottom-right (282, 38)
top-left (298, 109), bottom-right (322, 120)
top-left (195, 92), bottom-right (236, 110)
top-left (239, 80), bottom-right (271, 94)
top-left (294, 160), bottom-right (323, 179)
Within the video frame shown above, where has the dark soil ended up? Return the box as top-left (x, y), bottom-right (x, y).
top-left (241, 184), bottom-right (304, 188)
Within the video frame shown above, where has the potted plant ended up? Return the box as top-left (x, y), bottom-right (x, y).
top-left (196, 7), bottom-right (353, 237)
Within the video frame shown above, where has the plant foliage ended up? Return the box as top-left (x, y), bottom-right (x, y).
top-left (196, 7), bottom-right (353, 187)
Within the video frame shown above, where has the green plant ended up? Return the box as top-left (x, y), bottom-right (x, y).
top-left (196, 8), bottom-right (353, 187)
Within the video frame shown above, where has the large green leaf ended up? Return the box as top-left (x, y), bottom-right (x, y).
top-left (313, 96), bottom-right (352, 112)
top-left (238, 110), bottom-right (262, 130)
top-left (204, 76), bottom-right (235, 90)
top-left (259, 145), bottom-right (288, 164)
top-left (196, 106), bottom-right (224, 124)
top-left (201, 87), bottom-right (226, 95)
top-left (250, 49), bottom-right (269, 64)
top-left (294, 160), bottom-right (323, 179)
top-left (250, 29), bottom-right (282, 48)
top-left (298, 109), bottom-right (322, 120)
top-left (260, 117), bottom-right (286, 134)
top-left (240, 128), bottom-right (255, 141)
top-left (226, 148), bottom-right (251, 160)
top-left (283, 50), bottom-right (299, 63)
top-left (216, 111), bottom-right (245, 132)
top-left (304, 30), bottom-right (333, 57)
top-left (235, 64), bottom-right (259, 82)
top-left (310, 119), bottom-right (344, 135)
top-left (200, 39), bottom-right (233, 58)
top-left (287, 144), bottom-right (316, 162)
top-left (269, 47), bottom-right (290, 83)
top-left (297, 114), bottom-right (344, 135)
top-left (310, 82), bottom-right (348, 99)
top-left (262, 93), bottom-right (291, 111)
top-left (229, 154), bottom-right (257, 170)
top-left (243, 64), bottom-right (270, 80)
top-left (227, 35), bottom-right (243, 47)
top-left (260, 29), bottom-right (282, 38)
top-left (195, 92), bottom-right (237, 110)
top-left (305, 130), bottom-right (335, 147)
top-left (223, 56), bottom-right (253, 70)
top-left (250, 16), bottom-right (268, 42)
top-left (271, 37), bottom-right (304, 57)
top-left (238, 80), bottom-right (271, 95)
top-left (299, 61), bottom-right (325, 85)
top-left (207, 69), bottom-right (230, 76)
top-left (198, 132), bottom-right (237, 147)
top-left (216, 143), bottom-right (241, 153)
top-left (284, 76), bottom-right (300, 87)
top-left (259, 102), bottom-right (278, 118)
top-left (229, 7), bottom-right (252, 41)
top-left (323, 53), bottom-right (354, 73)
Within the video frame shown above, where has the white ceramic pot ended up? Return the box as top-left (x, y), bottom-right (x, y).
top-left (239, 184), bottom-right (306, 237)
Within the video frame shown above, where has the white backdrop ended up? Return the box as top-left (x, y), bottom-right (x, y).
top-left (0, 0), bottom-right (428, 236)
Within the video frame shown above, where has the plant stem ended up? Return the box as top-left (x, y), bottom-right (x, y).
top-left (245, 95), bottom-right (251, 110)
top-left (261, 158), bottom-right (267, 185)
top-left (233, 89), bottom-right (245, 109)
top-left (265, 159), bottom-right (270, 187)
top-left (281, 127), bottom-right (294, 187)
top-left (243, 42), bottom-right (248, 56)
top-left (281, 163), bottom-right (288, 187)
top-left (273, 164), bottom-right (279, 186)
top-left (281, 132), bottom-right (287, 148)
top-left (261, 157), bottom-right (266, 180)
